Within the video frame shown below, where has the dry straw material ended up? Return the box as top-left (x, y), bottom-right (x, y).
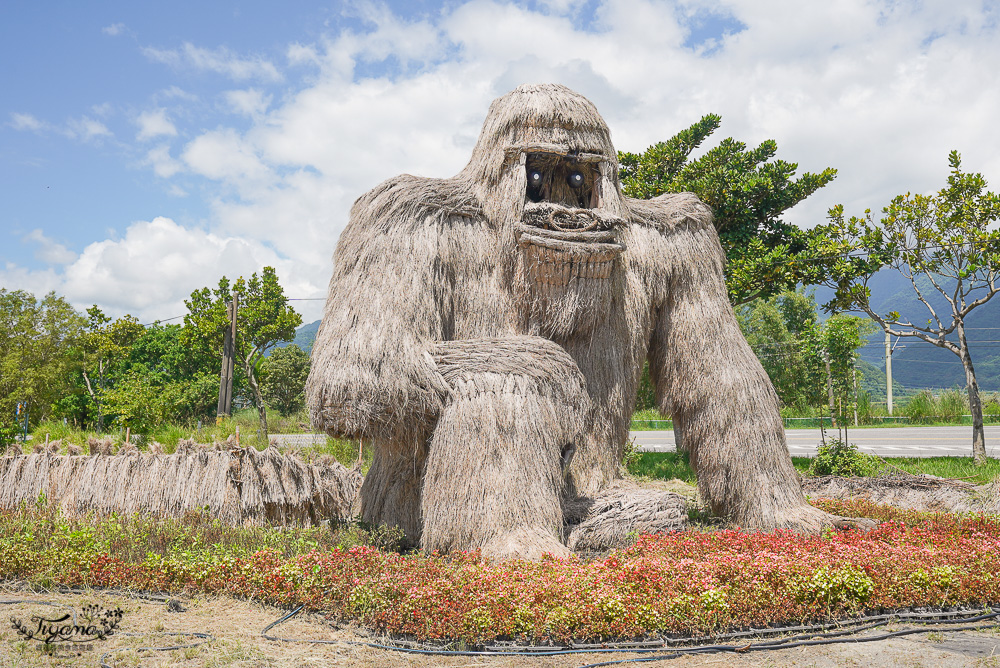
top-left (307, 83), bottom-right (839, 559)
top-left (0, 446), bottom-right (360, 526)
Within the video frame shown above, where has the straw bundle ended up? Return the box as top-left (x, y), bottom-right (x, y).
top-left (421, 337), bottom-right (589, 559)
top-left (565, 483), bottom-right (688, 552)
top-left (307, 83), bottom-right (836, 558)
top-left (0, 447), bottom-right (360, 526)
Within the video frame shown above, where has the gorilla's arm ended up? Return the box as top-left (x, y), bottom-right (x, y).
top-left (639, 193), bottom-right (826, 531)
top-left (306, 176), bottom-right (457, 442)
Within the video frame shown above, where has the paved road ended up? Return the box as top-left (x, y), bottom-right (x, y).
top-left (631, 425), bottom-right (1000, 458)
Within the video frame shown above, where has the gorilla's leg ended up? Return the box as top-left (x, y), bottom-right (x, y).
top-left (420, 337), bottom-right (590, 560)
top-left (357, 436), bottom-right (428, 544)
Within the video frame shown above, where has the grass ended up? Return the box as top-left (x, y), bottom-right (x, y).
top-left (627, 451), bottom-right (1000, 485)
top-left (632, 390), bottom-right (1000, 430)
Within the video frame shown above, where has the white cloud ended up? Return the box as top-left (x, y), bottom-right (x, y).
top-left (65, 116), bottom-right (113, 142)
top-left (136, 108), bottom-right (178, 140)
top-left (9, 112), bottom-right (45, 131)
top-left (223, 88), bottom-right (271, 117)
top-left (23, 230), bottom-right (77, 266)
top-left (182, 128), bottom-right (271, 187)
top-left (287, 43), bottom-right (320, 66)
top-left (143, 43), bottom-right (282, 82)
top-left (8, 0), bottom-right (1000, 326)
top-left (102, 22), bottom-right (126, 36)
top-left (1, 218), bottom-right (291, 322)
top-left (144, 144), bottom-right (184, 178)
top-left (156, 85), bottom-right (199, 102)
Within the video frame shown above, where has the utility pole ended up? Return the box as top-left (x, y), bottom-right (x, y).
top-left (824, 350), bottom-right (836, 429)
top-left (885, 330), bottom-right (893, 416)
top-left (852, 363), bottom-right (859, 427)
top-left (216, 292), bottom-right (239, 418)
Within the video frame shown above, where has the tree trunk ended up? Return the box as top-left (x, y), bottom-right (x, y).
top-left (957, 322), bottom-right (987, 464)
top-left (246, 358), bottom-right (269, 444)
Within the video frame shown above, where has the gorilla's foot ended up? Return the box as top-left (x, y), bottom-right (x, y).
top-left (480, 527), bottom-right (570, 562)
top-left (736, 502), bottom-right (877, 534)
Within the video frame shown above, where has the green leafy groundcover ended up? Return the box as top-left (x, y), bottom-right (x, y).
top-left (2, 499), bottom-right (999, 644)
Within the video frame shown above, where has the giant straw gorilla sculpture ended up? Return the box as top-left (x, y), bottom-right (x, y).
top-left (307, 84), bottom-right (844, 560)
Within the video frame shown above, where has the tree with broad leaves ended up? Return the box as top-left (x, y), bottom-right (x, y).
top-left (260, 344), bottom-right (311, 416)
top-left (737, 289), bottom-right (876, 410)
top-left (0, 290), bottom-right (85, 429)
top-left (80, 306), bottom-right (144, 432)
top-left (618, 114), bottom-right (838, 305)
top-left (183, 267), bottom-right (302, 442)
top-left (820, 151), bottom-right (1000, 464)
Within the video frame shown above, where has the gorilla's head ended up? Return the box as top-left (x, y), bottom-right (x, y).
top-left (460, 84), bottom-right (628, 226)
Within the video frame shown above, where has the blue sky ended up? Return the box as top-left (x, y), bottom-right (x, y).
top-left (3, 0), bottom-right (998, 324)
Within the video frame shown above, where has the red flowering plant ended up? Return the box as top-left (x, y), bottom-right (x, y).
top-left (2, 499), bottom-right (999, 645)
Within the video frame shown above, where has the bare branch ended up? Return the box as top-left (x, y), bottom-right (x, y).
top-left (858, 304), bottom-right (960, 354)
top-left (909, 270), bottom-right (947, 331)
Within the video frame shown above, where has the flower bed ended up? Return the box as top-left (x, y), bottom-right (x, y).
top-left (2, 499), bottom-right (999, 644)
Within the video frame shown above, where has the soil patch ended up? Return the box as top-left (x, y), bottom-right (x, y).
top-left (3, 586), bottom-right (1000, 667)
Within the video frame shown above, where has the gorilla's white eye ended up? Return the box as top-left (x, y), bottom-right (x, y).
top-left (567, 171), bottom-right (584, 188)
top-left (528, 170), bottom-right (543, 186)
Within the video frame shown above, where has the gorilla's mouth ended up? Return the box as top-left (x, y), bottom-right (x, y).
top-left (516, 202), bottom-right (624, 282)
top-left (518, 202), bottom-right (623, 251)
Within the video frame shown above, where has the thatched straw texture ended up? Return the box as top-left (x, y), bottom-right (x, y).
top-left (802, 474), bottom-right (989, 515)
top-left (565, 483), bottom-right (688, 552)
top-left (0, 447), bottom-right (360, 526)
top-left (421, 337), bottom-right (589, 560)
top-left (307, 83), bottom-right (832, 559)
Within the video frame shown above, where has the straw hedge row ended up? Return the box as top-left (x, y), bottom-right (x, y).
top-left (0, 445), bottom-right (361, 526)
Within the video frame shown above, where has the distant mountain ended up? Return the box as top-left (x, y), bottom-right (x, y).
top-left (814, 271), bottom-right (1000, 394)
top-left (283, 274), bottom-right (1000, 395)
top-left (273, 319), bottom-right (320, 357)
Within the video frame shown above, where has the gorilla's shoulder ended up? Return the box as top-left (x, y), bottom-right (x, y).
top-left (626, 192), bottom-right (714, 233)
top-left (349, 175), bottom-right (483, 232)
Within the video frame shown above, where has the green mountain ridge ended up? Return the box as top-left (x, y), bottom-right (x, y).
top-left (815, 271), bottom-right (1000, 393)
top-left (291, 269), bottom-right (999, 395)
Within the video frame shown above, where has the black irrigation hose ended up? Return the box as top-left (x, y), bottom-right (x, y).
top-left (261, 604), bottom-right (1000, 661)
top-left (99, 631), bottom-right (214, 668)
top-left (9, 590), bottom-right (1000, 664)
top-left (575, 613), bottom-right (1000, 668)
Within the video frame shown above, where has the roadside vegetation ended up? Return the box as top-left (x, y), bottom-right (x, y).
top-left (3, 499), bottom-right (1000, 645)
top-left (628, 446), bottom-right (1000, 486)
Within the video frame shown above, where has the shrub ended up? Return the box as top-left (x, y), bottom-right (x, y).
top-left (329, 518), bottom-right (405, 552)
top-left (984, 392), bottom-right (1000, 418)
top-left (809, 439), bottom-right (883, 477)
top-left (937, 389), bottom-right (967, 422)
top-left (0, 420), bottom-right (20, 453)
top-left (903, 390), bottom-right (936, 423)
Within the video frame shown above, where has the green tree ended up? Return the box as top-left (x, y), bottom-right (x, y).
top-left (737, 290), bottom-right (875, 410)
top-left (101, 368), bottom-right (178, 435)
top-left (618, 114), bottom-right (837, 304)
top-left (820, 151), bottom-right (1000, 463)
top-left (184, 267), bottom-right (302, 441)
top-left (120, 323), bottom-right (220, 423)
top-left (260, 344), bottom-right (311, 416)
top-left (805, 314), bottom-right (879, 416)
top-left (736, 290), bottom-right (818, 407)
top-left (0, 290), bottom-right (85, 427)
top-left (79, 307), bottom-right (144, 431)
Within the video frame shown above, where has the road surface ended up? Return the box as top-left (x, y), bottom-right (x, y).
top-left (630, 425), bottom-right (1000, 458)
